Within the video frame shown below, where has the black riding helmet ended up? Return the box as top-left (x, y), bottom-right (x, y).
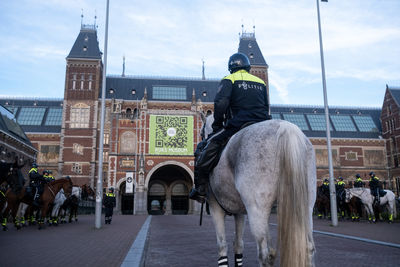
top-left (228, 52), bottom-right (251, 73)
top-left (355, 174), bottom-right (361, 178)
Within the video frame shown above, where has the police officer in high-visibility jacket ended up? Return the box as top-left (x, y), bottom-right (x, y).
top-left (353, 174), bottom-right (364, 188)
top-left (189, 52), bottom-right (271, 203)
top-left (29, 163), bottom-right (45, 207)
top-left (103, 188), bottom-right (116, 224)
top-left (46, 170), bottom-right (55, 182)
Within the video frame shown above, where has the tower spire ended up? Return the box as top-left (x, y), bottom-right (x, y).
top-left (94, 10), bottom-right (97, 27)
top-left (202, 59), bottom-right (205, 80)
top-left (81, 9), bottom-right (84, 27)
top-left (122, 55), bottom-right (126, 77)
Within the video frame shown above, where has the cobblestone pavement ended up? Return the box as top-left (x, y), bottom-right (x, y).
top-left (0, 214), bottom-right (147, 267)
top-left (144, 215), bottom-right (400, 267)
top-left (1, 213), bottom-right (399, 267)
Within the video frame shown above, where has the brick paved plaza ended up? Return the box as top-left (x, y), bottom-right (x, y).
top-left (1, 214), bottom-right (399, 267)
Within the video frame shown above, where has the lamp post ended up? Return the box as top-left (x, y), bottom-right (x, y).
top-left (316, 0), bottom-right (338, 226)
top-left (95, 0), bottom-right (110, 229)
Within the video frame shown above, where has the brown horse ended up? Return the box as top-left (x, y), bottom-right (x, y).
top-left (3, 177), bottom-right (73, 230)
top-left (347, 195), bottom-right (363, 221)
top-left (315, 186), bottom-right (330, 219)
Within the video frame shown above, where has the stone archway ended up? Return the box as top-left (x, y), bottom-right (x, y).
top-left (146, 163), bottom-right (192, 215)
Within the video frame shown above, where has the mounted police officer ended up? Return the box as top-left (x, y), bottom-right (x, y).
top-left (368, 172), bottom-right (382, 205)
top-left (103, 187), bottom-right (116, 224)
top-left (29, 163), bottom-right (45, 207)
top-left (353, 174), bottom-right (364, 188)
top-left (46, 170), bottom-right (55, 182)
top-left (321, 179), bottom-right (330, 196)
top-left (189, 52), bottom-right (271, 203)
top-left (335, 177), bottom-right (346, 191)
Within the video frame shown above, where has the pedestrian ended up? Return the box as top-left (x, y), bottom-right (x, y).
top-left (189, 52), bottom-right (271, 203)
top-left (103, 187), bottom-right (116, 224)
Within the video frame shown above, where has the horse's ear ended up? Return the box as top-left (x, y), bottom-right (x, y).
top-left (200, 111), bottom-right (206, 124)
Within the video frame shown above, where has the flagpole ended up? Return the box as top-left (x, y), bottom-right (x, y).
top-left (95, 0), bottom-right (110, 229)
top-left (316, 0), bottom-right (338, 226)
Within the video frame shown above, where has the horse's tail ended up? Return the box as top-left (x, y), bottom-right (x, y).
top-left (276, 121), bottom-right (314, 267)
top-left (393, 194), bottom-right (397, 219)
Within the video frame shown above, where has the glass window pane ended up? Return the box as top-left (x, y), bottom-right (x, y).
top-left (352, 115), bottom-right (378, 132)
top-left (282, 114), bottom-right (309, 130)
top-left (330, 115), bottom-right (356, 131)
top-left (5, 106), bottom-right (18, 116)
top-left (306, 114), bottom-right (333, 131)
top-left (153, 86), bottom-right (186, 100)
top-left (17, 107), bottom-right (46, 125)
top-left (45, 108), bottom-right (63, 126)
top-left (271, 113), bottom-right (281, 120)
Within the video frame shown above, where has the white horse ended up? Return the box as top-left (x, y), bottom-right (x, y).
top-left (59, 186), bottom-right (81, 223)
top-left (201, 115), bottom-right (317, 267)
top-left (50, 188), bottom-right (67, 225)
top-left (345, 188), bottom-right (397, 223)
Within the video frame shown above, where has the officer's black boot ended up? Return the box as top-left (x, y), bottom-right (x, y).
top-left (32, 189), bottom-right (40, 207)
top-left (189, 141), bottom-right (221, 204)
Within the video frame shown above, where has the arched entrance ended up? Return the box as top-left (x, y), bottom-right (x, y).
top-left (147, 164), bottom-right (192, 215)
top-left (171, 183), bottom-right (189, 214)
top-left (148, 183), bottom-right (166, 215)
top-left (120, 181), bottom-right (134, 215)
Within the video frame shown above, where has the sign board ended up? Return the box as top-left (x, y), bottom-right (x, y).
top-left (149, 115), bottom-right (193, 155)
top-left (125, 172), bottom-right (134, 194)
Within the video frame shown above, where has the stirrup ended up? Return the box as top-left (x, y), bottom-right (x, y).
top-left (189, 188), bottom-right (206, 203)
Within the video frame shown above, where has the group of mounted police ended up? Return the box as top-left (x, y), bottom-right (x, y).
top-left (318, 171), bottom-right (389, 220)
top-left (1, 159), bottom-right (116, 230)
top-left (321, 172), bottom-right (383, 204)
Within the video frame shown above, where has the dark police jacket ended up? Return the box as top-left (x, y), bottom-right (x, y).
top-left (212, 69), bottom-right (270, 131)
top-left (103, 193), bottom-right (116, 208)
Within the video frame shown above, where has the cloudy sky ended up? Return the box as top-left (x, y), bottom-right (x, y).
top-left (0, 0), bottom-right (399, 107)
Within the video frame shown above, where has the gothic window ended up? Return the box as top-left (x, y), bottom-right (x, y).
top-left (72, 163), bottom-right (82, 174)
top-left (80, 74), bottom-right (85, 90)
top-left (120, 131), bottom-right (136, 154)
top-left (72, 74), bottom-right (77, 90)
top-left (103, 151), bottom-right (108, 162)
top-left (70, 103), bottom-right (90, 128)
top-left (88, 74), bottom-right (93, 90)
top-left (72, 143), bottom-right (84, 155)
top-left (104, 133), bottom-right (109, 145)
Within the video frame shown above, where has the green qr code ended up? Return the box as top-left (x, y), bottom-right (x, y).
top-left (155, 116), bottom-right (188, 148)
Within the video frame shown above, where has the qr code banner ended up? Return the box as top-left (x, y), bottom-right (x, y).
top-left (149, 115), bottom-right (194, 155)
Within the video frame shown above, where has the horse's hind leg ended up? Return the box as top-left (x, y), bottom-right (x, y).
top-left (233, 214), bottom-right (245, 267)
top-left (209, 199), bottom-right (229, 267)
top-left (247, 210), bottom-right (275, 267)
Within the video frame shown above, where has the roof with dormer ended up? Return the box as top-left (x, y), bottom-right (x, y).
top-left (387, 86), bottom-right (400, 107)
top-left (238, 32), bottom-right (268, 67)
top-left (0, 104), bottom-right (34, 149)
top-left (67, 25), bottom-right (102, 60)
top-left (0, 88), bottom-right (382, 140)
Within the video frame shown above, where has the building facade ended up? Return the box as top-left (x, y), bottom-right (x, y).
top-left (0, 25), bottom-right (395, 215)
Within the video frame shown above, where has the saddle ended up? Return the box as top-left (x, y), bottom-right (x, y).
top-left (379, 189), bottom-right (387, 197)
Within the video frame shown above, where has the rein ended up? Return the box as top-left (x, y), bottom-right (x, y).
top-left (47, 184), bottom-right (56, 198)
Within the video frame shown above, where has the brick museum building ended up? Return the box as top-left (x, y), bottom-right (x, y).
top-left (1, 24), bottom-right (399, 215)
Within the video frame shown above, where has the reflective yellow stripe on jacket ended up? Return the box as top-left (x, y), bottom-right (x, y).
top-left (223, 70), bottom-right (266, 85)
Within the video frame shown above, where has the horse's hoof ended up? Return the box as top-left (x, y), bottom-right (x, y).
top-left (2, 227), bottom-right (7, 231)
